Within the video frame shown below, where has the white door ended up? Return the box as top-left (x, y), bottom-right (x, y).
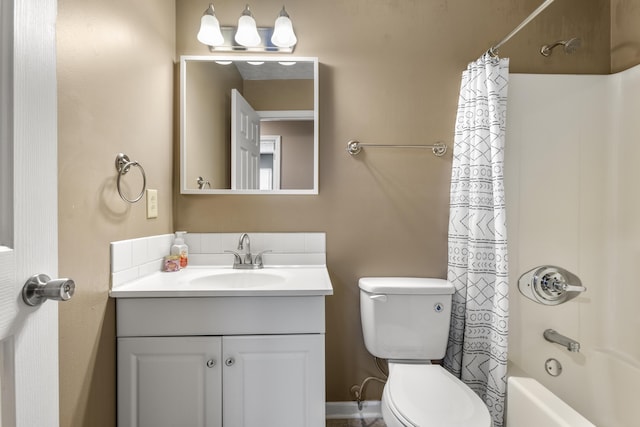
top-left (0, 0), bottom-right (60, 426)
top-left (117, 337), bottom-right (223, 427)
top-left (231, 89), bottom-right (260, 190)
top-left (222, 334), bottom-right (325, 427)
top-left (259, 135), bottom-right (281, 190)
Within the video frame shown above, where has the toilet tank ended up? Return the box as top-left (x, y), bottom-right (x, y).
top-left (359, 277), bottom-right (454, 360)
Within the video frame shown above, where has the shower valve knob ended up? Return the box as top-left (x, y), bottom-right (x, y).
top-left (518, 266), bottom-right (585, 306)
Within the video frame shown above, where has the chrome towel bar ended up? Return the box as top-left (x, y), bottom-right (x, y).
top-left (346, 140), bottom-right (447, 157)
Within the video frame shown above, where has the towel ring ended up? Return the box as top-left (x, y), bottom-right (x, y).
top-left (115, 153), bottom-right (146, 203)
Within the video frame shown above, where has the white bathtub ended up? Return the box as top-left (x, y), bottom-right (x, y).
top-left (506, 375), bottom-right (596, 427)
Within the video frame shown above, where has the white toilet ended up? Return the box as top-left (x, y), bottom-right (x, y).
top-left (359, 277), bottom-right (492, 427)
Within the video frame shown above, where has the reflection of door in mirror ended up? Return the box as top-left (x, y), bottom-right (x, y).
top-left (231, 89), bottom-right (260, 190)
top-left (260, 136), bottom-right (281, 190)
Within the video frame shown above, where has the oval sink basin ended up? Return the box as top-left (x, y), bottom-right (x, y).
top-left (189, 271), bottom-right (285, 288)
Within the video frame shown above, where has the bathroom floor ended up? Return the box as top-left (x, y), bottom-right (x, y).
top-left (326, 419), bottom-right (386, 427)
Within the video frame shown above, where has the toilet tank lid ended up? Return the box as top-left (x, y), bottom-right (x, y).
top-left (358, 277), bottom-right (454, 295)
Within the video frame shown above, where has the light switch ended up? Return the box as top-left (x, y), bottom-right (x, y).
top-left (146, 189), bottom-right (158, 219)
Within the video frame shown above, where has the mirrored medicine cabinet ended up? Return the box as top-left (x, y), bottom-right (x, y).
top-left (180, 55), bottom-right (318, 195)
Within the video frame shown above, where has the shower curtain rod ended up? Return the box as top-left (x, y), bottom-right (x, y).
top-left (488, 0), bottom-right (556, 56)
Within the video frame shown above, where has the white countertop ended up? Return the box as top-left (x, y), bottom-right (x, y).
top-left (110, 265), bottom-right (334, 298)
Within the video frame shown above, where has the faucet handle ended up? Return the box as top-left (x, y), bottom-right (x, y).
top-left (254, 250), bottom-right (272, 267)
top-left (546, 276), bottom-right (586, 293)
top-left (224, 250), bottom-right (243, 265)
top-left (558, 283), bottom-right (586, 293)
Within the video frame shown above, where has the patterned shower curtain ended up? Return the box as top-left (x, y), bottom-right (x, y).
top-left (443, 53), bottom-right (510, 427)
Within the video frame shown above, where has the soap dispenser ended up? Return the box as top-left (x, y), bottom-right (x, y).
top-left (171, 231), bottom-right (189, 268)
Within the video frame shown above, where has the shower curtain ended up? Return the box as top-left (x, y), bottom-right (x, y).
top-left (443, 53), bottom-right (510, 427)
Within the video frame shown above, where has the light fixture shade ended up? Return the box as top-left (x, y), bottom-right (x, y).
top-left (197, 5), bottom-right (224, 46)
top-left (271, 7), bottom-right (297, 48)
top-left (235, 6), bottom-right (261, 47)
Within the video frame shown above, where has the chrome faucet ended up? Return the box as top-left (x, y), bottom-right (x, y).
top-left (225, 233), bottom-right (270, 269)
top-left (543, 329), bottom-right (580, 352)
top-left (238, 233), bottom-right (252, 264)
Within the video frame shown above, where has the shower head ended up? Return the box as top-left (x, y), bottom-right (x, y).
top-left (562, 37), bottom-right (582, 53)
top-left (540, 37), bottom-right (582, 57)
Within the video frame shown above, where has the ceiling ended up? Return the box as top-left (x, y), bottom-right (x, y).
top-left (233, 60), bottom-right (314, 80)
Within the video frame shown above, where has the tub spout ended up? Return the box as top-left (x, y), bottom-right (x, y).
top-left (543, 329), bottom-right (580, 352)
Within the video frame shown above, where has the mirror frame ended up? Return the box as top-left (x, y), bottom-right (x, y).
top-left (180, 55), bottom-right (319, 195)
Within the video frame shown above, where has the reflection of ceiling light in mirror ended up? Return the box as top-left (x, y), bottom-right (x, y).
top-left (215, 61), bottom-right (233, 65)
top-left (234, 5), bottom-right (261, 47)
top-left (247, 61), bottom-right (264, 65)
top-left (197, 4), bottom-right (224, 46)
top-left (278, 61), bottom-right (296, 66)
top-left (271, 7), bottom-right (297, 48)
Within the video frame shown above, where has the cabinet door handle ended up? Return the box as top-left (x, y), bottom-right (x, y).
top-left (225, 357), bottom-right (235, 367)
top-left (206, 359), bottom-right (216, 368)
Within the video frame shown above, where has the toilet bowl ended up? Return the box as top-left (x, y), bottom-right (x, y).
top-left (358, 277), bottom-right (492, 427)
top-left (381, 363), bottom-right (491, 427)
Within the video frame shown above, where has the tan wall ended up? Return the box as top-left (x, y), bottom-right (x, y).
top-left (611, 0), bottom-right (640, 72)
top-left (175, 0), bottom-right (610, 403)
top-left (55, 0), bottom-right (640, 425)
top-left (244, 79), bottom-right (314, 111)
top-left (185, 61), bottom-right (242, 189)
top-left (56, 0), bottom-right (175, 426)
top-left (261, 121), bottom-right (314, 189)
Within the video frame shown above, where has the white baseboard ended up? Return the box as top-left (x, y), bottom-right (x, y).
top-left (326, 401), bottom-right (382, 419)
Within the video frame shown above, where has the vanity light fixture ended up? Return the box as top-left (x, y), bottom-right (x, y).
top-left (235, 5), bottom-right (261, 47)
top-left (196, 3), bottom-right (298, 53)
top-left (271, 7), bottom-right (297, 48)
top-left (196, 4), bottom-right (224, 46)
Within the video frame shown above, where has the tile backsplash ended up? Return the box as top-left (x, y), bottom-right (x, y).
top-left (110, 232), bottom-right (326, 288)
top-left (110, 234), bottom-right (174, 287)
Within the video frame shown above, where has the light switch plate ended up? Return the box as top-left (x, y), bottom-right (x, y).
top-left (146, 189), bottom-right (158, 219)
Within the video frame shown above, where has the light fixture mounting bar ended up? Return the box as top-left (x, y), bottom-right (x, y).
top-left (207, 26), bottom-right (294, 53)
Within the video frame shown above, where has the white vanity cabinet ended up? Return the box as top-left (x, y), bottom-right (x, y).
top-left (116, 296), bottom-right (327, 427)
top-left (117, 336), bottom-right (223, 427)
top-left (222, 334), bottom-right (324, 426)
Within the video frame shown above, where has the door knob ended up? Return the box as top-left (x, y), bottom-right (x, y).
top-left (22, 274), bottom-right (75, 306)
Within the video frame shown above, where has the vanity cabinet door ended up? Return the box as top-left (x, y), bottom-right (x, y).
top-left (222, 334), bottom-right (325, 427)
top-left (117, 336), bottom-right (222, 427)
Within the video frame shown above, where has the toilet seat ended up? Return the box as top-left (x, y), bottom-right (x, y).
top-left (383, 363), bottom-right (492, 427)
